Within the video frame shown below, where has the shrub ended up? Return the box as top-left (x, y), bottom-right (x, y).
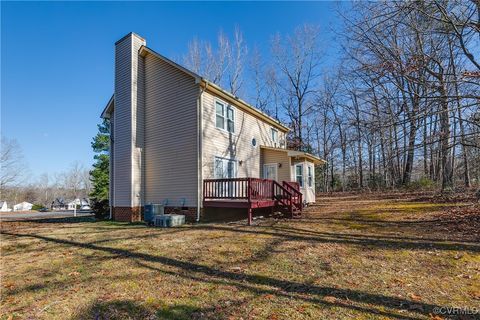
top-left (32, 204), bottom-right (45, 211)
top-left (406, 177), bottom-right (435, 191)
top-left (91, 198), bottom-right (109, 219)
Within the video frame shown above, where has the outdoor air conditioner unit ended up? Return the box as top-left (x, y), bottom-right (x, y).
top-left (154, 214), bottom-right (185, 227)
top-left (144, 203), bottom-right (164, 223)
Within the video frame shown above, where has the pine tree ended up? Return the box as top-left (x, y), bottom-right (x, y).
top-left (90, 119), bottom-right (110, 218)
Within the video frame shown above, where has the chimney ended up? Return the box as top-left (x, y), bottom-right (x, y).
top-left (112, 32), bottom-right (146, 221)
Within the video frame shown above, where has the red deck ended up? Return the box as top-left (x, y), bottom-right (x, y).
top-left (203, 178), bottom-right (302, 225)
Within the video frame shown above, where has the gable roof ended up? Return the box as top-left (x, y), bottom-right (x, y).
top-left (260, 145), bottom-right (326, 164)
top-left (102, 44), bottom-right (289, 132)
top-left (101, 95), bottom-right (114, 119)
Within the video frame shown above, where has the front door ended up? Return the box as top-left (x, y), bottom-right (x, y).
top-left (263, 164), bottom-right (278, 181)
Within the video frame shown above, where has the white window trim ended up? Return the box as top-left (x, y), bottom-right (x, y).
top-left (263, 163), bottom-right (278, 181)
top-left (271, 128), bottom-right (279, 147)
top-left (213, 156), bottom-right (237, 179)
top-left (307, 165), bottom-right (313, 188)
top-left (251, 137), bottom-right (258, 148)
top-left (214, 98), bottom-right (236, 134)
top-left (295, 164), bottom-right (304, 188)
top-left (271, 128), bottom-right (278, 142)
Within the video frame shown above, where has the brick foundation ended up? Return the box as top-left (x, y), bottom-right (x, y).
top-left (164, 207), bottom-right (198, 222)
top-left (112, 206), bottom-right (143, 222)
top-left (112, 206), bottom-right (199, 223)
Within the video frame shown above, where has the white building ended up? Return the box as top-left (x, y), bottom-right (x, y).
top-left (13, 202), bottom-right (33, 211)
top-left (0, 201), bottom-right (10, 212)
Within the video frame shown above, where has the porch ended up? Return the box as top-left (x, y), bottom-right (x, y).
top-left (203, 178), bottom-right (303, 225)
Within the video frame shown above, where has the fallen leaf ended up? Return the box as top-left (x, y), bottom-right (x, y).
top-left (469, 291), bottom-right (480, 300)
top-left (408, 293), bottom-right (422, 301)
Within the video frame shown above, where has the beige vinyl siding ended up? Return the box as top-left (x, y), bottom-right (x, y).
top-left (260, 149), bottom-right (291, 182)
top-left (202, 91), bottom-right (286, 179)
top-left (113, 33), bottom-right (145, 207)
top-left (113, 36), bottom-right (134, 207)
top-left (131, 35), bottom-right (146, 208)
top-left (144, 52), bottom-right (199, 207)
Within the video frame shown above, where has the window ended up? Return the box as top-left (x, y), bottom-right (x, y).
top-left (308, 166), bottom-right (313, 187)
top-left (226, 106), bottom-right (234, 132)
top-left (215, 100), bottom-right (235, 133)
top-left (215, 101), bottom-right (225, 130)
top-left (214, 157), bottom-right (236, 179)
top-left (271, 128), bottom-right (278, 143)
top-left (251, 138), bottom-right (257, 147)
top-left (295, 164), bottom-right (304, 187)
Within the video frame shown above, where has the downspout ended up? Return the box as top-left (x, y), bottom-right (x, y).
top-left (109, 112), bottom-right (114, 220)
top-left (196, 79), bottom-right (207, 222)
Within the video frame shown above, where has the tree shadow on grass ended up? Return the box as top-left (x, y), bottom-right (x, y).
top-left (3, 231), bottom-right (462, 320)
top-left (70, 298), bottom-right (248, 320)
top-left (265, 224), bottom-right (480, 246)
top-left (189, 224), bottom-right (480, 252)
top-left (71, 299), bottom-right (155, 320)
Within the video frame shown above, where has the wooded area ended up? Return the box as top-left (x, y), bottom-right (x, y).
top-left (182, 0), bottom-right (479, 192)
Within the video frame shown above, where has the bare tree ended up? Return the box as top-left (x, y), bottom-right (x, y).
top-left (184, 28), bottom-right (247, 95)
top-left (1, 137), bottom-right (28, 197)
top-left (271, 24), bottom-right (323, 150)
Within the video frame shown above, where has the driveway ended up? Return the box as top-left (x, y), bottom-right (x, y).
top-left (0, 210), bottom-right (94, 221)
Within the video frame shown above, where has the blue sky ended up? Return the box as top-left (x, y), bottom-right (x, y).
top-left (1, 1), bottom-right (344, 182)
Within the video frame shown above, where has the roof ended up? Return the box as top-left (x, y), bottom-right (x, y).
top-left (260, 146), bottom-right (326, 165)
top-left (102, 41), bottom-right (290, 132)
top-left (101, 95), bottom-right (114, 119)
top-left (15, 202), bottom-right (33, 206)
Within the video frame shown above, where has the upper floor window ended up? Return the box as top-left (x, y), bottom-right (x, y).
top-left (271, 128), bottom-right (278, 144)
top-left (215, 100), bottom-right (235, 133)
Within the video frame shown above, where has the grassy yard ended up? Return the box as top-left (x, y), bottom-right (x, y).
top-left (1, 194), bottom-right (479, 319)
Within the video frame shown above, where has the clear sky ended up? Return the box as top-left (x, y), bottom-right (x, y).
top-left (1, 1), bottom-right (344, 182)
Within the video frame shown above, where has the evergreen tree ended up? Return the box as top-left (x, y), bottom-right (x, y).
top-left (90, 119), bottom-right (110, 218)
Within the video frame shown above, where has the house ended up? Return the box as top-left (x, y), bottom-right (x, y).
top-left (101, 32), bottom-right (324, 223)
top-left (0, 201), bottom-right (10, 212)
top-left (67, 198), bottom-right (91, 211)
top-left (51, 198), bottom-right (67, 211)
top-left (13, 202), bottom-right (33, 212)
top-left (67, 199), bottom-right (80, 211)
top-left (80, 199), bottom-right (91, 210)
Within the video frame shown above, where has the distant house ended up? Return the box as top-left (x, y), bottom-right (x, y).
top-left (13, 202), bottom-right (33, 211)
top-left (66, 198), bottom-right (91, 211)
top-left (0, 201), bottom-right (10, 212)
top-left (101, 33), bottom-right (325, 223)
top-left (80, 198), bottom-right (91, 210)
top-left (51, 198), bottom-right (67, 210)
top-left (67, 199), bottom-right (80, 210)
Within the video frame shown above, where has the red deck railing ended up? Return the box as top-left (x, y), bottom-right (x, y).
top-left (203, 178), bottom-right (273, 201)
top-left (203, 178), bottom-right (303, 224)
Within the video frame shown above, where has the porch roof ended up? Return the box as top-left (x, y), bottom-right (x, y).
top-left (260, 146), bottom-right (326, 165)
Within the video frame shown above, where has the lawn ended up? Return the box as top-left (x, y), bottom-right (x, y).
top-left (1, 194), bottom-right (479, 319)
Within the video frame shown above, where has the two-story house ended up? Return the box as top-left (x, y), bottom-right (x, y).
top-left (101, 33), bottom-right (324, 223)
